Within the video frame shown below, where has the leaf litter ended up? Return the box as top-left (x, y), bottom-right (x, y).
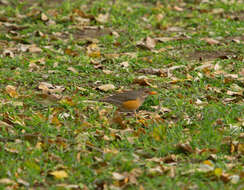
top-left (0, 0), bottom-right (244, 189)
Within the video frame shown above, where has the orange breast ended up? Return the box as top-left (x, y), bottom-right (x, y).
top-left (122, 99), bottom-right (141, 111)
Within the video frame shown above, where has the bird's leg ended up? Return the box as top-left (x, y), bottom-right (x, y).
top-left (134, 110), bottom-right (138, 121)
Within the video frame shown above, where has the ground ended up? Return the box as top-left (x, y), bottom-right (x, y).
top-left (0, 0), bottom-right (243, 189)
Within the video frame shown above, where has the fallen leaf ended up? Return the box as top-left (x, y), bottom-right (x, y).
top-left (56, 184), bottom-right (80, 189)
top-left (230, 175), bottom-right (240, 184)
top-left (38, 82), bottom-right (65, 94)
top-left (41, 12), bottom-right (48, 21)
top-left (145, 36), bottom-right (156, 49)
top-left (226, 90), bottom-right (243, 96)
top-left (28, 45), bottom-right (42, 53)
top-left (17, 178), bottom-right (29, 186)
top-left (136, 37), bottom-right (156, 50)
top-left (111, 30), bottom-right (120, 38)
top-left (3, 49), bottom-right (14, 57)
top-left (198, 163), bottom-right (214, 172)
top-left (0, 178), bottom-right (15, 185)
top-left (102, 69), bottom-right (112, 74)
top-left (177, 142), bottom-right (194, 153)
top-left (212, 8), bottom-right (224, 14)
top-left (86, 43), bottom-right (101, 58)
top-left (173, 6), bottom-right (184, 11)
top-left (237, 143), bottom-right (244, 155)
top-left (201, 38), bottom-right (220, 45)
top-left (148, 166), bottom-right (163, 175)
top-left (96, 13), bottom-right (109, 23)
top-left (133, 76), bottom-right (153, 86)
top-left (112, 172), bottom-right (125, 180)
top-left (64, 49), bottom-right (79, 57)
top-left (155, 13), bottom-right (164, 22)
top-left (119, 61), bottom-right (129, 68)
top-left (50, 170), bottom-right (68, 179)
top-left (167, 26), bottom-right (183, 32)
top-left (214, 168), bottom-right (223, 177)
top-left (67, 67), bottom-right (78, 74)
top-left (98, 84), bottom-right (115, 92)
top-left (29, 62), bottom-right (40, 72)
top-left (239, 68), bottom-right (244, 76)
top-left (5, 85), bottom-right (18, 98)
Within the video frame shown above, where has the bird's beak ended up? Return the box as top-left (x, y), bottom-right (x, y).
top-left (148, 91), bottom-right (157, 95)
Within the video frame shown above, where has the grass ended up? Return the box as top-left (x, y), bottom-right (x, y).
top-left (0, 0), bottom-right (243, 189)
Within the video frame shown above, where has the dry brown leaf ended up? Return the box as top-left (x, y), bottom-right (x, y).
top-left (41, 12), bottom-right (48, 21)
top-left (5, 85), bottom-right (18, 98)
top-left (0, 178), bottom-right (15, 185)
top-left (28, 45), bottom-right (42, 53)
top-left (98, 84), bottom-right (115, 92)
top-left (224, 74), bottom-right (238, 79)
top-left (168, 65), bottom-right (187, 72)
top-left (145, 36), bottom-right (156, 49)
top-left (56, 184), bottom-right (81, 189)
top-left (220, 173), bottom-right (231, 183)
top-left (133, 76), bottom-right (153, 86)
top-left (17, 178), bottom-right (29, 186)
top-left (239, 68), bottom-right (244, 76)
top-left (67, 67), bottom-right (78, 74)
top-left (148, 166), bottom-right (163, 175)
top-left (102, 69), bottom-right (113, 74)
top-left (173, 6), bottom-right (184, 12)
top-left (155, 13), bottom-right (164, 22)
top-left (72, 9), bottom-right (94, 19)
top-left (226, 90), bottom-right (243, 96)
top-left (212, 8), bottom-right (224, 14)
top-left (96, 13), bottom-right (109, 23)
top-left (112, 172), bottom-right (125, 180)
top-left (201, 38), bottom-right (220, 45)
top-left (162, 154), bottom-right (177, 163)
top-left (167, 26), bottom-right (183, 32)
top-left (3, 49), bottom-right (14, 57)
top-left (38, 82), bottom-right (65, 94)
top-left (119, 61), bottom-right (129, 68)
top-left (136, 37), bottom-right (156, 50)
top-left (29, 62), bottom-right (40, 72)
top-left (103, 53), bottom-right (120, 59)
top-left (111, 30), bottom-right (120, 38)
top-left (5, 146), bottom-right (19, 153)
top-left (177, 142), bottom-right (194, 153)
top-left (195, 62), bottom-right (214, 71)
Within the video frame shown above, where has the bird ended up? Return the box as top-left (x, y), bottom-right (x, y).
top-left (100, 88), bottom-right (157, 113)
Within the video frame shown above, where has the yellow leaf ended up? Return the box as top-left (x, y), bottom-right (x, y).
top-left (51, 115), bottom-right (61, 126)
top-left (50, 170), bottom-right (68, 179)
top-left (203, 160), bottom-right (214, 166)
top-left (237, 143), bottom-right (244, 155)
top-left (86, 43), bottom-right (101, 58)
top-left (5, 85), bottom-right (18, 98)
top-left (214, 168), bottom-right (222, 177)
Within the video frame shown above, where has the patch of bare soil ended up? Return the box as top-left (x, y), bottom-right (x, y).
top-left (73, 28), bottom-right (111, 39)
top-left (186, 50), bottom-right (237, 61)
